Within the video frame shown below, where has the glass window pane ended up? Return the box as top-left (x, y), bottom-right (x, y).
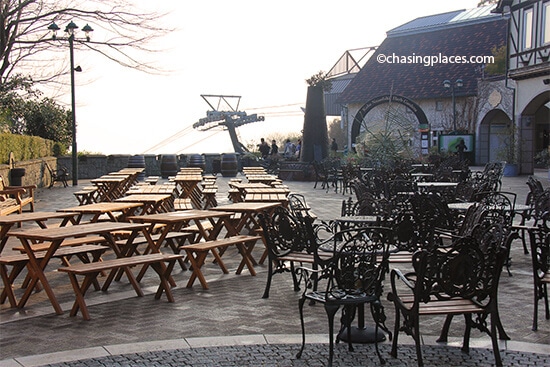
top-left (544, 3), bottom-right (550, 44)
top-left (523, 8), bottom-right (533, 49)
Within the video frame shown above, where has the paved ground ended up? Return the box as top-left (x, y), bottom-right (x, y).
top-left (1, 168), bottom-right (549, 367)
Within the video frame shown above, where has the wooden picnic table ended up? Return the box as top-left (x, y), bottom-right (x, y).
top-left (129, 210), bottom-right (259, 289)
top-left (173, 173), bottom-right (204, 208)
top-left (90, 175), bottom-right (129, 202)
top-left (116, 194), bottom-right (173, 214)
top-left (129, 210), bottom-right (237, 246)
top-left (107, 169), bottom-right (144, 193)
top-left (127, 183), bottom-right (177, 195)
top-left (227, 182), bottom-right (270, 202)
top-left (7, 221), bottom-right (153, 314)
top-left (57, 202), bottom-right (143, 223)
top-left (211, 201), bottom-right (282, 267)
top-left (0, 211), bottom-right (78, 253)
top-left (246, 174), bottom-right (279, 185)
top-left (243, 187), bottom-right (290, 205)
top-left (211, 202), bottom-right (281, 235)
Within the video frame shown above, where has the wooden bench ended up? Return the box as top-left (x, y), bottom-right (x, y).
top-left (227, 188), bottom-right (242, 203)
top-left (0, 175), bottom-right (36, 213)
top-left (201, 187), bottom-right (218, 209)
top-left (182, 234), bottom-right (261, 289)
top-left (73, 187), bottom-right (98, 205)
top-left (0, 196), bottom-right (20, 216)
top-left (57, 253), bottom-right (184, 320)
top-left (145, 176), bottom-right (160, 185)
top-left (173, 198), bottom-right (193, 211)
top-left (115, 231), bottom-right (193, 272)
top-left (0, 244), bottom-right (109, 307)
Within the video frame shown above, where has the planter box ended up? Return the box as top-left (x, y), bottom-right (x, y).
top-left (503, 163), bottom-right (518, 177)
top-left (278, 161), bottom-right (312, 181)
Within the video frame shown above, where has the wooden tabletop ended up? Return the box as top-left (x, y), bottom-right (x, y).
top-left (211, 202), bottom-right (281, 212)
top-left (128, 210), bottom-right (234, 223)
top-left (8, 221), bottom-right (149, 241)
top-left (58, 202), bottom-right (143, 214)
top-left (116, 194), bottom-right (172, 203)
top-left (0, 211), bottom-right (77, 224)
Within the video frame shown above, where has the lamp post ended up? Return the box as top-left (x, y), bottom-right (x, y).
top-left (443, 78), bottom-right (463, 133)
top-left (47, 21), bottom-right (93, 186)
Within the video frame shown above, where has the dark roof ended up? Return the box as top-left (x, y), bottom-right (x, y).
top-left (387, 10), bottom-right (464, 35)
top-left (338, 17), bottom-right (507, 104)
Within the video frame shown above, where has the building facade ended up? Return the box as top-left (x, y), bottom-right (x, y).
top-left (336, 5), bottom-right (531, 168)
top-left (493, 0), bottom-right (550, 174)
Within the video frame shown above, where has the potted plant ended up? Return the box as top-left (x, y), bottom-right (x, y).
top-left (496, 123), bottom-right (519, 177)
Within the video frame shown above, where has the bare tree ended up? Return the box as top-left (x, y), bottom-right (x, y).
top-left (0, 0), bottom-right (173, 84)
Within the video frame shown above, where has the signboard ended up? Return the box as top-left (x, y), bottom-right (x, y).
top-left (439, 134), bottom-right (474, 153)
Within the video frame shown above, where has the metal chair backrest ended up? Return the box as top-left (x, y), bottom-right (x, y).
top-left (258, 206), bottom-right (309, 258)
top-left (323, 226), bottom-right (392, 301)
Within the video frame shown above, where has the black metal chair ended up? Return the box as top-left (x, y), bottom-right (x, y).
top-left (287, 193), bottom-right (316, 221)
top-left (389, 234), bottom-right (509, 367)
top-left (45, 162), bottom-right (69, 188)
top-left (258, 207), bottom-right (332, 299)
top-left (528, 212), bottom-right (550, 331)
top-left (296, 226), bottom-right (392, 366)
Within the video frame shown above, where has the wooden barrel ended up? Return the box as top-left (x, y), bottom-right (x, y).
top-left (220, 153), bottom-right (238, 177)
top-left (160, 154), bottom-right (178, 178)
top-left (127, 155), bottom-right (146, 181)
top-left (188, 154), bottom-right (205, 171)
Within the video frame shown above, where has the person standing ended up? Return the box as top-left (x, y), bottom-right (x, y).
top-left (455, 138), bottom-right (467, 162)
top-left (330, 138), bottom-right (338, 157)
top-left (295, 139), bottom-right (302, 159)
top-left (270, 140), bottom-right (279, 157)
top-left (258, 138), bottom-right (270, 159)
top-left (283, 139), bottom-right (296, 159)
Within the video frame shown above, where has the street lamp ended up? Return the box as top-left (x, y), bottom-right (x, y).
top-left (47, 21), bottom-right (93, 186)
top-left (443, 78), bottom-right (463, 133)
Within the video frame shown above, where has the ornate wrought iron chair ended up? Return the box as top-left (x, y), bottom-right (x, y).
top-left (296, 226), bottom-right (392, 366)
top-left (287, 193), bottom-right (316, 221)
top-left (45, 162), bottom-right (69, 188)
top-left (388, 233), bottom-right (508, 367)
top-left (528, 212), bottom-right (550, 331)
top-left (258, 207), bottom-right (332, 299)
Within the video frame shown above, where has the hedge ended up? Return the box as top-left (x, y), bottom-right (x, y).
top-left (0, 133), bottom-right (66, 164)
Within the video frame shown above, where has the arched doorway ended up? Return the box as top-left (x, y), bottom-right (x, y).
top-left (518, 92), bottom-right (550, 174)
top-left (478, 109), bottom-right (512, 164)
top-left (350, 95), bottom-right (430, 154)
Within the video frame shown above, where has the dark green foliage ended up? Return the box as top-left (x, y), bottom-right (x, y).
top-left (0, 133), bottom-right (65, 164)
top-left (23, 98), bottom-right (72, 146)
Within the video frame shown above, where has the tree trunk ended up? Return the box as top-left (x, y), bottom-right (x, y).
top-left (301, 86), bottom-right (328, 162)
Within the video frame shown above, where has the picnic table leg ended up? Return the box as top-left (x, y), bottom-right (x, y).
top-left (0, 262), bottom-right (26, 307)
top-left (235, 241), bottom-right (257, 276)
top-left (17, 239), bottom-right (63, 315)
top-left (185, 250), bottom-right (209, 289)
top-left (134, 229), bottom-right (177, 287)
top-left (150, 260), bottom-right (177, 302)
top-left (67, 272), bottom-right (99, 320)
top-left (210, 248), bottom-right (229, 274)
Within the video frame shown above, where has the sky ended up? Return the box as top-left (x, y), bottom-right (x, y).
top-left (63, 0), bottom-right (483, 156)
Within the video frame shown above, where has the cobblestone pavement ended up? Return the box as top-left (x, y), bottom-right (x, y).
top-left (1, 169), bottom-right (549, 367)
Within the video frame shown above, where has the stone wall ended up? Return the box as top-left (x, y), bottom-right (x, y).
top-left (0, 157), bottom-right (57, 187)
top-left (1, 153), bottom-right (270, 188)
